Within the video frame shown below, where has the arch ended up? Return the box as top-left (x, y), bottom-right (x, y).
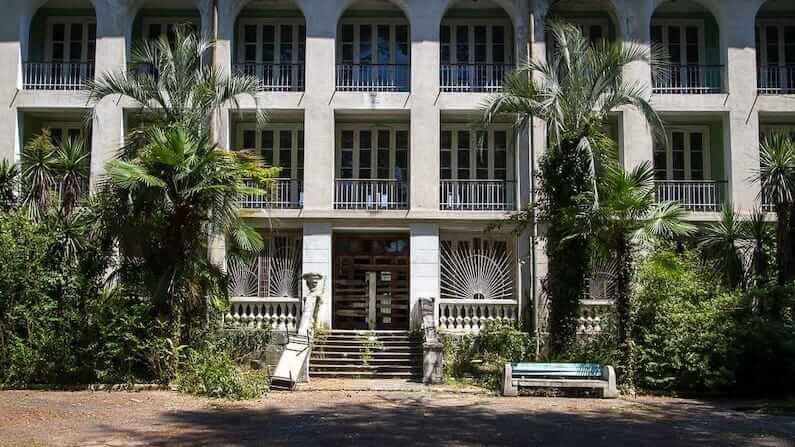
top-left (337, 0), bottom-right (411, 25)
top-left (651, 0), bottom-right (724, 64)
top-left (25, 0), bottom-right (97, 63)
top-left (546, 0), bottom-right (623, 42)
top-left (128, 0), bottom-right (201, 48)
top-left (755, 0), bottom-right (795, 94)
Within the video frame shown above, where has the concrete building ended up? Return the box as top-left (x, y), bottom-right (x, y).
top-left (1, 0), bottom-right (793, 336)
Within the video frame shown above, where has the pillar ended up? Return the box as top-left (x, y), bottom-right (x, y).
top-left (303, 223), bottom-right (333, 328)
top-left (410, 223), bottom-right (439, 331)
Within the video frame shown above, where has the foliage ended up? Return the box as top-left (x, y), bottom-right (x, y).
top-left (175, 341), bottom-right (269, 400)
top-left (441, 322), bottom-right (535, 390)
top-left (0, 159), bottom-right (19, 210)
top-left (482, 21), bottom-right (664, 355)
top-left (211, 327), bottom-right (272, 365)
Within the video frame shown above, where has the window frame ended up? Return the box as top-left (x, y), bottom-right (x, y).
top-left (236, 18), bottom-right (306, 65)
top-left (44, 17), bottom-right (96, 62)
top-left (335, 125), bottom-right (410, 181)
top-left (141, 17), bottom-right (199, 42)
top-left (650, 18), bottom-right (706, 67)
top-left (336, 19), bottom-right (410, 65)
top-left (439, 19), bottom-right (513, 65)
top-left (653, 126), bottom-right (711, 181)
top-left (558, 17), bottom-right (609, 43)
top-left (756, 19), bottom-right (795, 66)
top-left (235, 123), bottom-right (304, 180)
top-left (440, 126), bottom-right (513, 181)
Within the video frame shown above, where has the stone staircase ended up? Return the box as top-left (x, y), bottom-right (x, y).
top-left (310, 330), bottom-right (423, 380)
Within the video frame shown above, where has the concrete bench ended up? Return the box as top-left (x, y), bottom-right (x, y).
top-left (502, 362), bottom-right (618, 398)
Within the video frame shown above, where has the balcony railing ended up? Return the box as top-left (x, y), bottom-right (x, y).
top-left (436, 298), bottom-right (518, 333)
top-left (440, 64), bottom-right (514, 92)
top-left (240, 178), bottom-right (303, 209)
top-left (334, 179), bottom-right (408, 210)
top-left (233, 63), bottom-right (305, 91)
top-left (23, 62), bottom-right (94, 90)
top-left (440, 180), bottom-right (516, 211)
top-left (654, 180), bottom-right (727, 212)
top-left (335, 64), bottom-right (410, 92)
top-left (758, 65), bottom-right (795, 95)
top-left (651, 64), bottom-right (725, 94)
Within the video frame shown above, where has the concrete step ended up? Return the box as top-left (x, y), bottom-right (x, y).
top-left (311, 357), bottom-right (421, 365)
top-left (313, 344), bottom-right (420, 351)
top-left (312, 350), bottom-right (421, 358)
top-left (309, 370), bottom-right (422, 379)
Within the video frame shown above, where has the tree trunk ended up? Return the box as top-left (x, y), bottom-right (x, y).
top-left (615, 236), bottom-right (634, 390)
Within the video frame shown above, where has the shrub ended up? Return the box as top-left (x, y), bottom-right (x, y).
top-left (441, 321), bottom-right (535, 390)
top-left (212, 327), bottom-right (272, 364)
top-left (176, 342), bottom-right (269, 400)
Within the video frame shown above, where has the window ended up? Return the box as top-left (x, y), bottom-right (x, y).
top-left (650, 20), bottom-right (704, 67)
top-left (560, 18), bottom-right (609, 44)
top-left (439, 22), bottom-right (512, 65)
top-left (756, 20), bottom-right (795, 66)
top-left (44, 123), bottom-right (86, 144)
top-left (653, 128), bottom-right (710, 181)
top-left (337, 21), bottom-right (410, 65)
top-left (236, 20), bottom-right (305, 65)
top-left (236, 125), bottom-right (304, 180)
top-left (336, 127), bottom-right (409, 180)
top-left (46, 18), bottom-right (96, 62)
top-left (440, 127), bottom-right (512, 181)
top-left (142, 18), bottom-right (198, 44)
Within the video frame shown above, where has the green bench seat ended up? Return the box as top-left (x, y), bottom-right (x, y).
top-left (502, 362), bottom-right (618, 398)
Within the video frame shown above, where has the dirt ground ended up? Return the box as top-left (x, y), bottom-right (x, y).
top-left (1, 384), bottom-right (794, 447)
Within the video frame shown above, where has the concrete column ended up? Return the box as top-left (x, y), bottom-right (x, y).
top-left (0, 2), bottom-right (31, 164)
top-left (721, 0), bottom-right (761, 211)
top-left (303, 223), bottom-right (333, 328)
top-left (617, 0), bottom-right (655, 169)
top-left (407, 2), bottom-right (446, 211)
top-left (90, 1), bottom-right (132, 188)
top-left (410, 223), bottom-right (439, 331)
top-left (299, 1), bottom-right (340, 211)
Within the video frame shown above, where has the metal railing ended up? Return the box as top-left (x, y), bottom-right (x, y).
top-left (440, 64), bottom-right (514, 92)
top-left (240, 178), bottom-right (303, 209)
top-left (334, 179), bottom-right (408, 209)
top-left (335, 64), bottom-right (410, 92)
top-left (440, 180), bottom-right (516, 211)
top-left (654, 180), bottom-right (727, 212)
top-left (233, 63), bottom-right (305, 91)
top-left (23, 62), bottom-right (94, 90)
top-left (757, 65), bottom-right (795, 95)
top-left (651, 64), bottom-right (725, 94)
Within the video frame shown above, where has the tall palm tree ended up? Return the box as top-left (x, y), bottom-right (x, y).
top-left (745, 208), bottom-right (772, 284)
top-left (87, 25), bottom-right (265, 136)
top-left (21, 131), bottom-right (57, 220)
top-left (54, 137), bottom-right (90, 216)
top-left (698, 205), bottom-right (746, 289)
top-left (752, 132), bottom-right (795, 285)
top-left (102, 126), bottom-right (272, 345)
top-left (0, 159), bottom-right (20, 210)
top-left (585, 161), bottom-right (694, 387)
top-left (482, 21), bottom-right (665, 355)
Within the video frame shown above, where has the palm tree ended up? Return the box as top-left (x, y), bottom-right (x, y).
top-left (0, 160), bottom-right (20, 210)
top-left (745, 208), bottom-right (772, 284)
top-left (752, 132), bottom-right (795, 285)
top-left (21, 131), bottom-right (57, 220)
top-left (102, 126), bottom-right (272, 345)
top-left (698, 205), bottom-right (746, 289)
top-left (482, 21), bottom-right (665, 355)
top-left (87, 25), bottom-right (264, 136)
top-left (586, 161), bottom-right (694, 387)
top-left (54, 137), bottom-right (90, 216)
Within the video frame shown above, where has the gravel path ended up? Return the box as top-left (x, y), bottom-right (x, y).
top-left (1, 385), bottom-right (794, 446)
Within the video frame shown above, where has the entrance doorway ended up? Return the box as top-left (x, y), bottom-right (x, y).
top-left (333, 234), bottom-right (410, 330)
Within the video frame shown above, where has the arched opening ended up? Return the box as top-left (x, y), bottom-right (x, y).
top-left (336, 0), bottom-right (410, 92)
top-left (24, 0), bottom-right (96, 90)
top-left (440, 0), bottom-right (514, 92)
top-left (756, 0), bottom-right (795, 94)
top-left (128, 0), bottom-right (200, 75)
top-left (547, 0), bottom-right (621, 44)
top-left (233, 0), bottom-right (306, 92)
top-left (650, 0), bottom-right (724, 94)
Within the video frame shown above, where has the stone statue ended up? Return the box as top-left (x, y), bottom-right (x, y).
top-left (297, 272), bottom-right (324, 336)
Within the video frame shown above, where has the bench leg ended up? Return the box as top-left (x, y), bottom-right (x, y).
top-left (502, 364), bottom-right (518, 397)
top-left (602, 365), bottom-right (618, 399)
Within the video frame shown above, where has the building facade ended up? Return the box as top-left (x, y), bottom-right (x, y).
top-left (0, 0), bottom-right (793, 335)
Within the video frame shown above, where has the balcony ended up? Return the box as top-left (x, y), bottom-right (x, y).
top-left (440, 180), bottom-right (516, 211)
top-left (758, 65), bottom-right (795, 95)
top-left (233, 63), bottom-right (305, 92)
top-left (240, 178), bottom-right (303, 209)
top-left (651, 64), bottom-right (725, 94)
top-left (654, 180), bottom-right (727, 212)
top-left (23, 62), bottom-right (94, 90)
top-left (334, 179), bottom-right (408, 210)
top-left (335, 64), bottom-right (410, 92)
top-left (440, 64), bottom-right (513, 92)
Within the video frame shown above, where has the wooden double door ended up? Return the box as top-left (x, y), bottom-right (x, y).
top-left (333, 235), bottom-right (410, 330)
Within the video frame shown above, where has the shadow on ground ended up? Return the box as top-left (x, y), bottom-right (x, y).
top-left (91, 394), bottom-right (795, 447)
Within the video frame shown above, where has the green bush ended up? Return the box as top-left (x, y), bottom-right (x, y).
top-left (442, 321), bottom-right (535, 390)
top-left (175, 342), bottom-right (269, 400)
top-left (212, 327), bottom-right (272, 364)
